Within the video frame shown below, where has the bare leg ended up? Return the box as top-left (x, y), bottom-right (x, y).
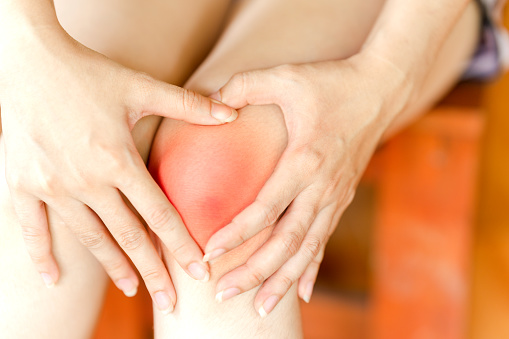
top-left (0, 1), bottom-right (230, 338)
top-left (149, 0), bottom-right (479, 337)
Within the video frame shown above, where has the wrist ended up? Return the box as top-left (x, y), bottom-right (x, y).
top-left (0, 0), bottom-right (63, 59)
top-left (346, 51), bottom-right (416, 128)
top-left (361, 34), bottom-right (427, 91)
top-left (0, 0), bottom-right (59, 27)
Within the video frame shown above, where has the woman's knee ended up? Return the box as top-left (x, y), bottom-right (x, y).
top-left (148, 104), bottom-right (287, 254)
top-left (148, 105), bottom-right (299, 338)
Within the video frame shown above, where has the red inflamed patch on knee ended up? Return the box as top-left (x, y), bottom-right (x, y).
top-left (148, 114), bottom-right (286, 249)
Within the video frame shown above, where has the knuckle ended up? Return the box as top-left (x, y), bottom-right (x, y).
top-left (276, 273), bottom-right (295, 290)
top-left (168, 239), bottom-right (188, 259)
top-left (275, 64), bottom-right (299, 77)
top-left (280, 230), bottom-right (304, 256)
top-left (118, 228), bottom-right (145, 251)
top-left (230, 72), bottom-right (248, 92)
top-left (323, 180), bottom-right (340, 198)
top-left (304, 146), bottom-right (328, 173)
top-left (180, 89), bottom-right (201, 115)
top-left (96, 143), bottom-right (128, 172)
top-left (68, 172), bottom-right (92, 194)
top-left (226, 219), bottom-right (249, 245)
top-left (274, 64), bottom-right (303, 85)
top-left (235, 230), bottom-right (249, 245)
top-left (345, 188), bottom-right (356, 205)
top-left (256, 199), bottom-right (280, 227)
top-left (111, 147), bottom-right (141, 187)
top-left (246, 267), bottom-right (266, 287)
top-left (36, 173), bottom-right (60, 197)
top-left (301, 235), bottom-right (322, 261)
top-left (77, 230), bottom-right (106, 249)
top-left (315, 247), bottom-right (326, 263)
top-left (133, 72), bottom-right (156, 98)
top-left (141, 267), bottom-right (164, 285)
top-left (147, 207), bottom-right (175, 232)
top-left (102, 259), bottom-right (126, 276)
top-left (28, 251), bottom-right (48, 265)
top-left (21, 225), bottom-right (45, 244)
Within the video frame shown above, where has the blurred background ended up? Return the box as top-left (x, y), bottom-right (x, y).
top-left (93, 4), bottom-right (509, 339)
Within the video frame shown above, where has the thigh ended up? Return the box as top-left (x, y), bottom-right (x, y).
top-left (0, 2), bottom-right (231, 338)
top-left (54, 0), bottom-right (233, 160)
top-left (0, 136), bottom-right (109, 339)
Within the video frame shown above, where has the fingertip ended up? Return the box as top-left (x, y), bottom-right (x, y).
top-left (40, 272), bottom-right (55, 288)
top-left (116, 278), bottom-right (139, 297)
top-left (224, 109), bottom-right (238, 123)
top-left (187, 261), bottom-right (210, 282)
top-left (210, 101), bottom-right (238, 124)
top-left (302, 281), bottom-right (314, 303)
top-left (154, 291), bottom-right (174, 315)
top-left (202, 248), bottom-right (226, 263)
top-left (39, 257), bottom-right (61, 288)
top-left (258, 295), bottom-right (280, 318)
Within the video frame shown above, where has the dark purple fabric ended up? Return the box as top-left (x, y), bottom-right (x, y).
top-left (463, 0), bottom-right (508, 81)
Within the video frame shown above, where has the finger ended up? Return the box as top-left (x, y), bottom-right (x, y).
top-left (11, 193), bottom-right (59, 288)
top-left (118, 167), bottom-right (210, 283)
top-left (203, 151), bottom-right (309, 261)
top-left (131, 74), bottom-right (238, 126)
top-left (297, 206), bottom-right (344, 302)
top-left (55, 200), bottom-right (140, 297)
top-left (253, 204), bottom-right (337, 317)
top-left (214, 192), bottom-right (318, 300)
top-left (88, 190), bottom-right (177, 314)
top-left (212, 67), bottom-right (292, 109)
top-left (297, 247), bottom-right (325, 303)
top-left (295, 204), bottom-right (346, 304)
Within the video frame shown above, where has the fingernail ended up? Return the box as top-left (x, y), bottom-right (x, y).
top-left (188, 262), bottom-right (210, 282)
top-left (210, 100), bottom-right (238, 123)
top-left (154, 291), bottom-right (174, 315)
top-left (203, 248), bottom-right (226, 262)
top-left (258, 295), bottom-right (280, 318)
top-left (116, 278), bottom-right (138, 297)
top-left (215, 287), bottom-right (240, 303)
top-left (40, 273), bottom-right (54, 288)
top-left (303, 281), bottom-right (314, 303)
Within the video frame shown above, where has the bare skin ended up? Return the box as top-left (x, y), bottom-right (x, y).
top-left (0, 0), bottom-right (479, 338)
top-left (150, 0), bottom-right (479, 336)
top-left (0, 0), bottom-right (231, 337)
top-left (201, 0), bottom-right (480, 315)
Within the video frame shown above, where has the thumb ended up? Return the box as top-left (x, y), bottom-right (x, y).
top-left (211, 68), bottom-right (286, 109)
top-left (132, 76), bottom-right (238, 126)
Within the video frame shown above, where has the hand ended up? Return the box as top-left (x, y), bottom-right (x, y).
top-left (0, 25), bottom-right (236, 312)
top-left (204, 52), bottom-right (412, 316)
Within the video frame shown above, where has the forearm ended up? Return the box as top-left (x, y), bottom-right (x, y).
top-left (362, 0), bottom-right (474, 117)
top-left (0, 0), bottom-right (60, 45)
top-left (0, 0), bottom-right (71, 100)
top-left (365, 0), bottom-right (471, 80)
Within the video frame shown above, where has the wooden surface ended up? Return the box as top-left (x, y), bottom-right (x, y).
top-left (469, 48), bottom-right (509, 339)
top-left (93, 283), bottom-right (153, 339)
top-left (468, 5), bottom-right (509, 339)
top-left (370, 108), bottom-right (483, 339)
top-left (300, 292), bottom-right (366, 339)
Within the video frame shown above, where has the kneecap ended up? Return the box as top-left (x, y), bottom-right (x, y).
top-left (148, 105), bottom-right (287, 249)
